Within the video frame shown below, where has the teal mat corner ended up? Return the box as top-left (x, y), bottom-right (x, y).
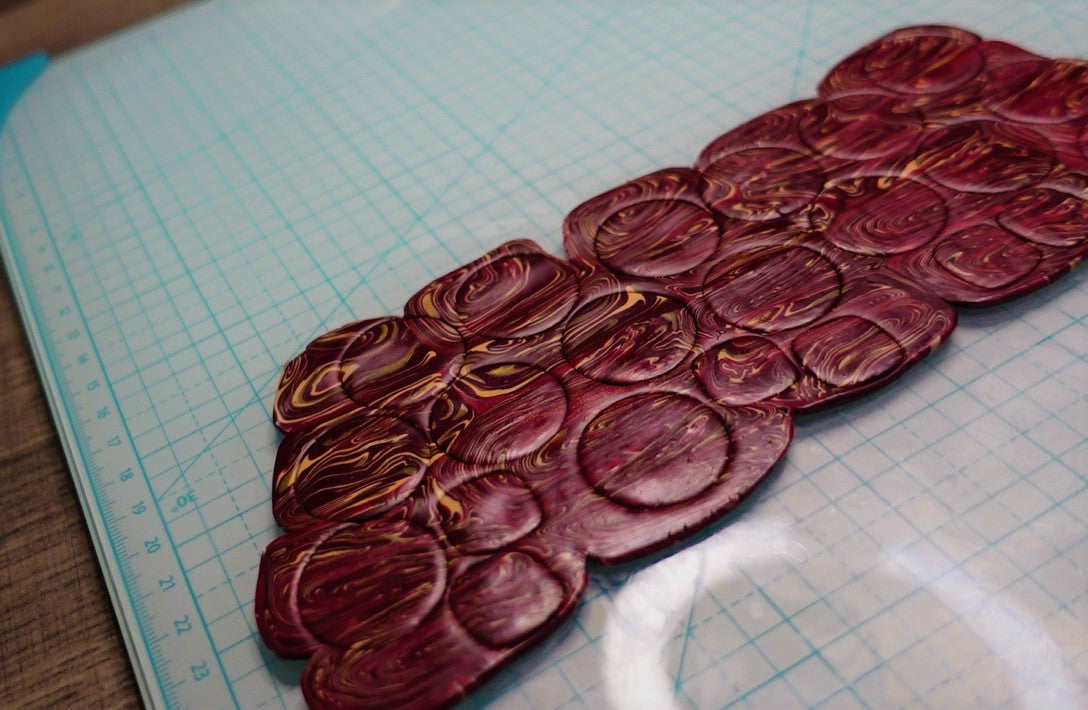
top-left (0, 52), bottom-right (48, 130)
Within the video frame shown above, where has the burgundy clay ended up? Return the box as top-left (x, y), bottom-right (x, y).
top-left (256, 26), bottom-right (1088, 709)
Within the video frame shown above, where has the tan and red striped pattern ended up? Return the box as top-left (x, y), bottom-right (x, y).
top-left (257, 26), bottom-right (1088, 709)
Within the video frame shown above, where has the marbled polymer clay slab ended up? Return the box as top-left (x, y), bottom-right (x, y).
top-left (256, 26), bottom-right (1088, 709)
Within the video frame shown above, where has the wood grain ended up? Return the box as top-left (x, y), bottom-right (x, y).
top-left (0, 0), bottom-right (191, 65)
top-left (0, 270), bottom-right (140, 706)
top-left (0, 2), bottom-right (189, 707)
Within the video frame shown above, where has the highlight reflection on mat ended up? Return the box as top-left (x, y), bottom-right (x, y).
top-left (256, 25), bottom-right (1088, 710)
top-left (0, 3), bottom-right (1084, 709)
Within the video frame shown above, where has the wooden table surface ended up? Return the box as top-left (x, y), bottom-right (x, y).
top-left (0, 272), bottom-right (140, 706)
top-left (0, 2), bottom-right (191, 706)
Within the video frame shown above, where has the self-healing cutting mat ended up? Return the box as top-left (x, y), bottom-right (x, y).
top-left (0, 2), bottom-right (1085, 708)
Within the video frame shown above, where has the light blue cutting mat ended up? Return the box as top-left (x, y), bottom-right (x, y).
top-left (0, 1), bottom-right (1085, 708)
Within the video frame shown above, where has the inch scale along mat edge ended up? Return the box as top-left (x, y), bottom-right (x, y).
top-left (1, 7), bottom-right (1086, 709)
top-left (0, 53), bottom-right (236, 708)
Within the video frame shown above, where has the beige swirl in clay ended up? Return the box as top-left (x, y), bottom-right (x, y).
top-left (258, 26), bottom-right (1088, 710)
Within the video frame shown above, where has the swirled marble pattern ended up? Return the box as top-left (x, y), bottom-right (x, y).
top-left (258, 26), bottom-right (1088, 709)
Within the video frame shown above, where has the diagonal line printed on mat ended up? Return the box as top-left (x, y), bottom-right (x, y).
top-left (0, 2), bottom-right (1084, 708)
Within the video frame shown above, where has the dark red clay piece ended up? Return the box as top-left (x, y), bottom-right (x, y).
top-left (257, 26), bottom-right (1088, 709)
